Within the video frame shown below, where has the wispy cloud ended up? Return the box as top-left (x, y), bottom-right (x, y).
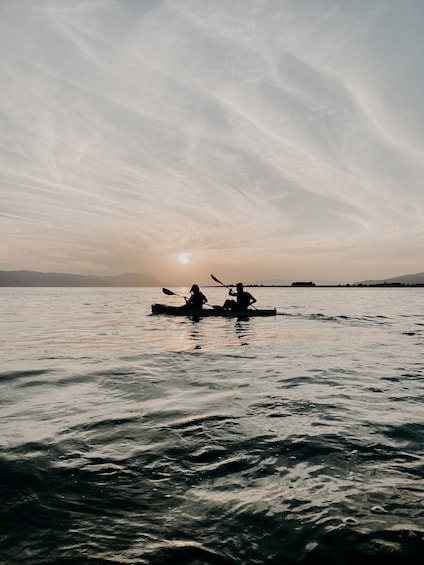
top-left (1, 0), bottom-right (423, 283)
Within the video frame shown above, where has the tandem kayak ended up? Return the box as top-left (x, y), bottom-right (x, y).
top-left (151, 303), bottom-right (277, 317)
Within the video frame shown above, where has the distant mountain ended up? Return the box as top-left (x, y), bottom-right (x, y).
top-left (357, 272), bottom-right (424, 285)
top-left (0, 270), bottom-right (163, 287)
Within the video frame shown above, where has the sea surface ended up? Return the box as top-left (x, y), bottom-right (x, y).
top-left (1, 287), bottom-right (423, 564)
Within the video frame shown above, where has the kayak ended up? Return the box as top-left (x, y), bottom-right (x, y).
top-left (151, 304), bottom-right (277, 317)
top-left (151, 303), bottom-right (277, 317)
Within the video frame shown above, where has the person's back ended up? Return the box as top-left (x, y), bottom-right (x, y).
top-left (184, 284), bottom-right (207, 311)
top-left (223, 282), bottom-right (256, 311)
top-left (236, 288), bottom-right (254, 310)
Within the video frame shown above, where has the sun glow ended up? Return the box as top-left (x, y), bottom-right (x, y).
top-left (177, 252), bottom-right (192, 264)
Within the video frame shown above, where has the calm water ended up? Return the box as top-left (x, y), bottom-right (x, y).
top-left (1, 287), bottom-right (423, 564)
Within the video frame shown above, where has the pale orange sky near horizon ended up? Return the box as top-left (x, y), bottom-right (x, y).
top-left (1, 1), bottom-right (424, 286)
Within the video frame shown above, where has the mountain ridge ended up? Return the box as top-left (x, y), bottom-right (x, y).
top-left (0, 270), bottom-right (163, 287)
top-left (357, 271), bottom-right (424, 285)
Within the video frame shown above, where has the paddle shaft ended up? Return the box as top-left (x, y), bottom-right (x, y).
top-left (162, 287), bottom-right (215, 309)
top-left (210, 274), bottom-right (257, 309)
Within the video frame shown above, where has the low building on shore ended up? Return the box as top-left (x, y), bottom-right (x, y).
top-left (291, 281), bottom-right (316, 287)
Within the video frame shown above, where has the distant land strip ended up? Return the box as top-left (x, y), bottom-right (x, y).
top-left (1, 270), bottom-right (424, 287)
top-left (245, 283), bottom-right (424, 288)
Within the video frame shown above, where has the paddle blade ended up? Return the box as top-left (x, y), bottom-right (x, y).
top-left (162, 288), bottom-right (175, 296)
top-left (210, 274), bottom-right (225, 286)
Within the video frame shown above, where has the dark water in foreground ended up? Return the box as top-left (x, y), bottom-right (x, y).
top-left (1, 287), bottom-right (423, 564)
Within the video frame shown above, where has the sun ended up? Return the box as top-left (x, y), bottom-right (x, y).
top-left (177, 252), bottom-right (192, 264)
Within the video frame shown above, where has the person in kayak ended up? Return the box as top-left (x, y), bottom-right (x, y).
top-left (182, 284), bottom-right (208, 311)
top-left (223, 282), bottom-right (256, 311)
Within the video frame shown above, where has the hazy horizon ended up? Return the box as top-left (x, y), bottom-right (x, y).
top-left (2, 1), bottom-right (423, 286)
top-left (2, 267), bottom-right (424, 288)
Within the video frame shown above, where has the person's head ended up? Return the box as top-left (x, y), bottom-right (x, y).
top-left (236, 282), bottom-right (243, 291)
top-left (190, 284), bottom-right (199, 293)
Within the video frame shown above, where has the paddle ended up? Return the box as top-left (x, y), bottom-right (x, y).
top-left (162, 287), bottom-right (216, 309)
top-left (210, 274), bottom-right (257, 309)
top-left (162, 287), bottom-right (186, 300)
top-left (210, 274), bottom-right (231, 289)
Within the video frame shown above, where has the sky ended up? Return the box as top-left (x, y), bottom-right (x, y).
top-left (1, 0), bottom-right (424, 285)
